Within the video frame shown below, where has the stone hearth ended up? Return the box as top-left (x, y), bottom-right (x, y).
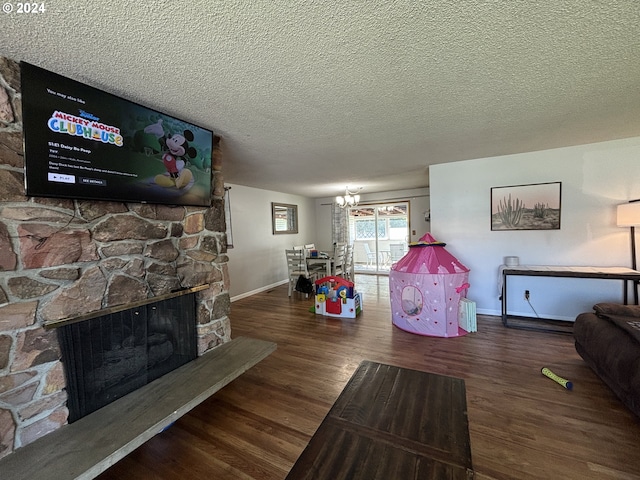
top-left (0, 56), bottom-right (231, 459)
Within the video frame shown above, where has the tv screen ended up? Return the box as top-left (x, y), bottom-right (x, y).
top-left (21, 62), bottom-right (214, 207)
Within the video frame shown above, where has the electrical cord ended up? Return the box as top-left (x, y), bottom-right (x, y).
top-left (527, 298), bottom-right (540, 318)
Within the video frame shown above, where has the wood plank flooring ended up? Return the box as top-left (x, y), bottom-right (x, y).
top-left (97, 275), bottom-right (640, 480)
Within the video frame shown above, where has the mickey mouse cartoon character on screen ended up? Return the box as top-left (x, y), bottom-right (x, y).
top-left (144, 119), bottom-right (196, 189)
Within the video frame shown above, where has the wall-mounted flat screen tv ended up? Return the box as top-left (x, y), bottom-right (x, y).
top-left (21, 62), bottom-right (214, 207)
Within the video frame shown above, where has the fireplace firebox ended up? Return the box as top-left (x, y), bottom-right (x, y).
top-left (58, 292), bottom-right (198, 422)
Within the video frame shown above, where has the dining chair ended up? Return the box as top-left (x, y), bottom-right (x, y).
top-left (332, 243), bottom-right (347, 277)
top-left (390, 243), bottom-right (406, 264)
top-left (285, 249), bottom-right (319, 297)
top-left (344, 244), bottom-right (355, 281)
top-left (295, 244), bottom-right (325, 275)
top-left (363, 243), bottom-right (377, 266)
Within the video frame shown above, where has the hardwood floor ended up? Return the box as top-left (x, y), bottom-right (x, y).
top-left (97, 275), bottom-right (640, 480)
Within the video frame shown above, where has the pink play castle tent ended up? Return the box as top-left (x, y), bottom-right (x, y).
top-left (389, 233), bottom-right (470, 337)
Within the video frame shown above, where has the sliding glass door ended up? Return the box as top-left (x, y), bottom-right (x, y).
top-left (348, 202), bottom-right (409, 274)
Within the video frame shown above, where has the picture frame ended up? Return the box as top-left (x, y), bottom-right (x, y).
top-left (272, 202), bottom-right (298, 234)
top-left (491, 182), bottom-right (561, 231)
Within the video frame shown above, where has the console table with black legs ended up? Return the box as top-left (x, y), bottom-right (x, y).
top-left (500, 265), bottom-right (640, 333)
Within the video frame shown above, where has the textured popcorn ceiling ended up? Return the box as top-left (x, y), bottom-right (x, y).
top-left (2, 1), bottom-right (640, 197)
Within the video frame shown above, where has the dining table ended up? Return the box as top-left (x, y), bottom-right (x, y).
top-left (306, 252), bottom-right (334, 277)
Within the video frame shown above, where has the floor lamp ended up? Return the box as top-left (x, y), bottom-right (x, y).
top-left (617, 200), bottom-right (640, 304)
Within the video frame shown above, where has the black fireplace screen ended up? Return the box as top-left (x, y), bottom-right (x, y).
top-left (58, 293), bottom-right (198, 422)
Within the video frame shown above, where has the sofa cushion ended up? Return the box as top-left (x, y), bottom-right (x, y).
top-left (593, 303), bottom-right (640, 318)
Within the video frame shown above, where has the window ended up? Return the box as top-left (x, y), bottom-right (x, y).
top-left (354, 219), bottom-right (387, 240)
top-left (348, 201), bottom-right (410, 274)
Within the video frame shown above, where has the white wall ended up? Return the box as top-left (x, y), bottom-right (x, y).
top-left (226, 184), bottom-right (317, 300)
top-left (314, 188), bottom-right (431, 251)
top-left (430, 136), bottom-right (640, 320)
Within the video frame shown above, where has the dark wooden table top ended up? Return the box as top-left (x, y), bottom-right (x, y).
top-left (286, 360), bottom-right (474, 479)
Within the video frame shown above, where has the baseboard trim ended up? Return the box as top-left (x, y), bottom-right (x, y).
top-left (477, 308), bottom-right (575, 322)
top-left (231, 280), bottom-right (289, 302)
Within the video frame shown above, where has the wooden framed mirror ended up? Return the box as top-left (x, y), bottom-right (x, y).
top-left (272, 202), bottom-right (298, 234)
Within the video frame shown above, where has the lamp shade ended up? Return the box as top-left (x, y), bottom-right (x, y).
top-left (617, 202), bottom-right (640, 227)
top-left (335, 187), bottom-right (361, 208)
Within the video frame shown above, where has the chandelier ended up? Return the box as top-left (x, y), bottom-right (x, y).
top-left (336, 187), bottom-right (361, 208)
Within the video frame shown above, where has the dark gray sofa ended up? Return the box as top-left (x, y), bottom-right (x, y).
top-left (574, 303), bottom-right (640, 418)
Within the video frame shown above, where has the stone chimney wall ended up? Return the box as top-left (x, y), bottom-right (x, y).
top-left (0, 57), bottom-right (231, 458)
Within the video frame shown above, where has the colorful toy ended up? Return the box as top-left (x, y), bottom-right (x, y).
top-left (314, 276), bottom-right (362, 318)
top-left (541, 367), bottom-right (573, 390)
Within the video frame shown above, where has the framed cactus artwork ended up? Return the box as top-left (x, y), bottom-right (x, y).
top-left (491, 182), bottom-right (561, 231)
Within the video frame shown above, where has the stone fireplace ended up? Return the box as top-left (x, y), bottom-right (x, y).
top-left (0, 56), bottom-right (231, 459)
